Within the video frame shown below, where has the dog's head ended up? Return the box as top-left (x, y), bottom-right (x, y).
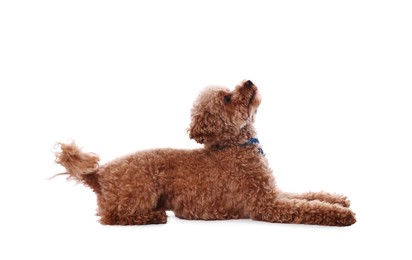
top-left (188, 80), bottom-right (261, 148)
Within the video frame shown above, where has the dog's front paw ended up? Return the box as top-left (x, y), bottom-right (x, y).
top-left (336, 208), bottom-right (356, 226)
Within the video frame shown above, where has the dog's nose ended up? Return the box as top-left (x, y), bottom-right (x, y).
top-left (245, 80), bottom-right (253, 88)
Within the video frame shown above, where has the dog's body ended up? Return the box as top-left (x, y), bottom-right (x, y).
top-left (56, 80), bottom-right (356, 226)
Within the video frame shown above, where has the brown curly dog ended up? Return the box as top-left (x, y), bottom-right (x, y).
top-left (55, 80), bottom-right (356, 226)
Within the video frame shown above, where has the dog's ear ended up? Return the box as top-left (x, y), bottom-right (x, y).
top-left (188, 111), bottom-right (221, 144)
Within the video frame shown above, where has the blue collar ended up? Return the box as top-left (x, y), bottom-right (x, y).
top-left (239, 138), bottom-right (265, 155)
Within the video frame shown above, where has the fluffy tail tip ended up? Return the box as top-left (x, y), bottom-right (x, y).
top-left (54, 142), bottom-right (100, 179)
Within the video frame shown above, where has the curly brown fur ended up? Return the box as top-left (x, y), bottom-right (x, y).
top-left (55, 80), bottom-right (356, 226)
top-left (55, 143), bottom-right (100, 193)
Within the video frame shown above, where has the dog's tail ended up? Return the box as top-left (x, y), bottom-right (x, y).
top-left (54, 142), bottom-right (101, 193)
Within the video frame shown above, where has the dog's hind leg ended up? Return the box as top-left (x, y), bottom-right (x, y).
top-left (97, 174), bottom-right (167, 225)
top-left (279, 191), bottom-right (351, 207)
top-left (99, 209), bottom-right (167, 225)
top-left (97, 188), bottom-right (168, 225)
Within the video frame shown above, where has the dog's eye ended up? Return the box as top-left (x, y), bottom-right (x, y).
top-left (223, 95), bottom-right (232, 104)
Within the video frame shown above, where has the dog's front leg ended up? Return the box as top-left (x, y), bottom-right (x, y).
top-left (279, 191), bottom-right (351, 207)
top-left (249, 197), bottom-right (356, 226)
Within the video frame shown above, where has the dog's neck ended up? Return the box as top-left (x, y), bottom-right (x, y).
top-left (208, 137), bottom-right (264, 155)
top-left (239, 137), bottom-right (265, 155)
top-left (205, 125), bottom-right (263, 155)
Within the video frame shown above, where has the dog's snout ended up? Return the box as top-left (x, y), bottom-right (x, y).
top-left (245, 80), bottom-right (253, 88)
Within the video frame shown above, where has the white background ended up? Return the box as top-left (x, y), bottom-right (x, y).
top-left (1, 1), bottom-right (411, 259)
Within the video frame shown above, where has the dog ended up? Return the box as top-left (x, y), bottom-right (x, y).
top-left (55, 80), bottom-right (356, 226)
